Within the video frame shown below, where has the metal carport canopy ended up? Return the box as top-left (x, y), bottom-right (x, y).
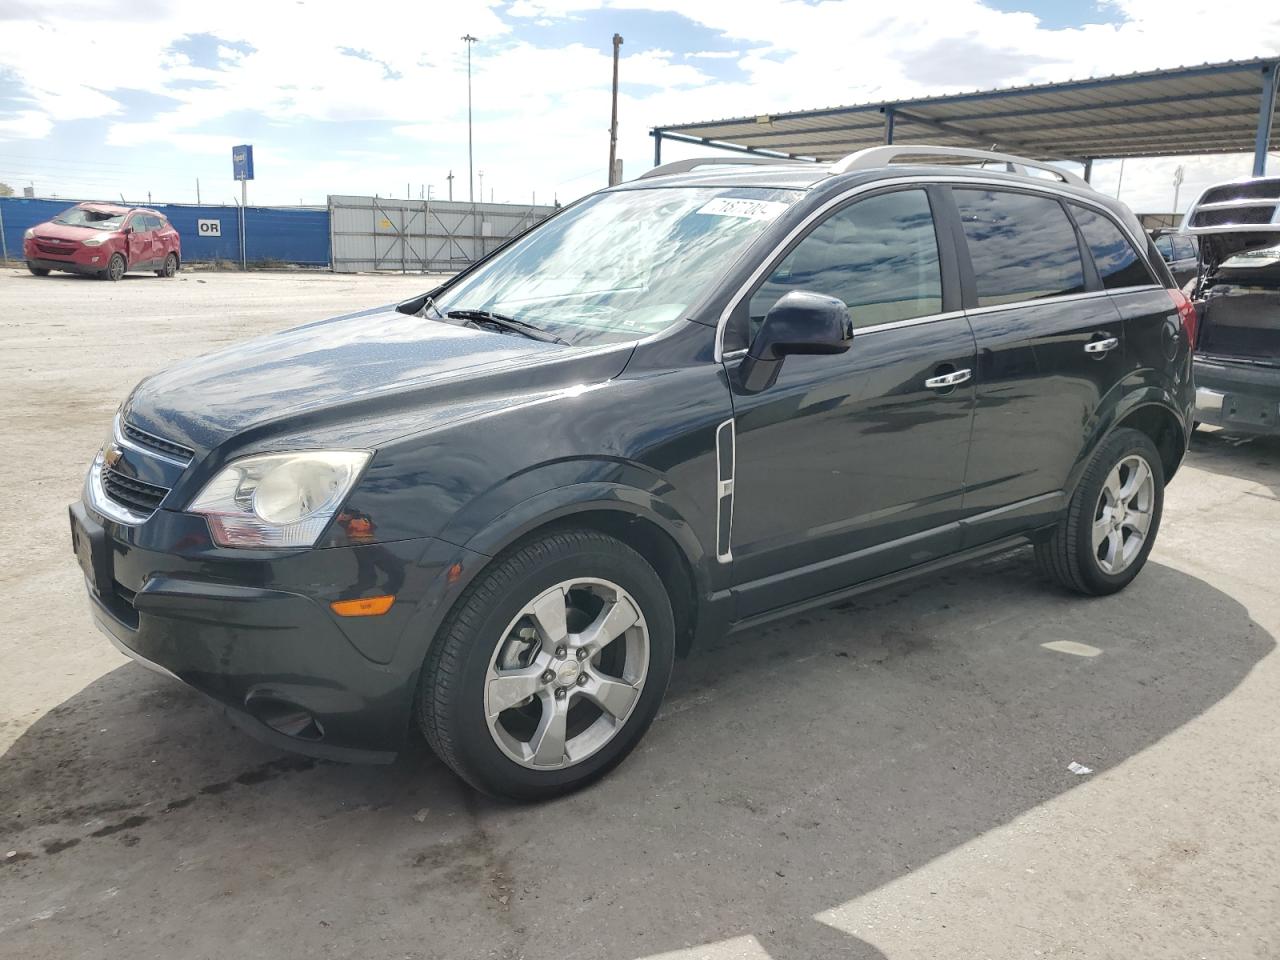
top-left (651, 57), bottom-right (1280, 178)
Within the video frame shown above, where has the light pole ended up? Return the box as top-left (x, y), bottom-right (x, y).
top-left (608, 33), bottom-right (623, 185)
top-left (462, 34), bottom-right (477, 204)
top-left (1172, 164), bottom-right (1185, 228)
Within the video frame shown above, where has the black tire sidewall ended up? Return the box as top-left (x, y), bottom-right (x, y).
top-left (107, 254), bottom-right (125, 281)
top-left (435, 538), bottom-right (674, 800)
top-left (1072, 429), bottom-right (1165, 594)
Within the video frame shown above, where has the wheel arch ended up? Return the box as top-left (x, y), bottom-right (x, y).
top-left (457, 486), bottom-right (711, 658)
top-left (1112, 402), bottom-right (1186, 482)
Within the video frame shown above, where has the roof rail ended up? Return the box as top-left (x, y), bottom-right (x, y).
top-left (831, 145), bottom-right (1090, 190)
top-left (1181, 176), bottom-right (1280, 235)
top-left (638, 155), bottom-right (808, 181)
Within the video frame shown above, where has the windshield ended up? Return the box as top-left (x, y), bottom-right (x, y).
top-left (432, 186), bottom-right (800, 345)
top-left (53, 206), bottom-right (127, 230)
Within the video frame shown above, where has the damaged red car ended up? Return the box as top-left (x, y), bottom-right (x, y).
top-left (23, 202), bottom-right (181, 281)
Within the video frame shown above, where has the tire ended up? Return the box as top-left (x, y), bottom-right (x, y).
top-left (26, 263), bottom-right (50, 277)
top-left (103, 253), bottom-right (126, 281)
top-left (417, 529), bottom-right (675, 801)
top-left (157, 253), bottom-right (178, 278)
top-left (1035, 427), bottom-right (1164, 596)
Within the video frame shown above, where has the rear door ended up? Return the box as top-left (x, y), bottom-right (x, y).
top-left (725, 186), bottom-right (977, 617)
top-left (948, 186), bottom-right (1126, 545)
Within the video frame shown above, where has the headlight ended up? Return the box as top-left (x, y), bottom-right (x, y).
top-left (188, 450), bottom-right (370, 548)
top-left (82, 235), bottom-right (111, 246)
top-left (24, 228), bottom-right (34, 240)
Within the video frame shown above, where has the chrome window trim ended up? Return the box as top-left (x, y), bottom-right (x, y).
top-left (715, 174), bottom-right (1156, 362)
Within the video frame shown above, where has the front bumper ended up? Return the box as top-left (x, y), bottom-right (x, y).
top-left (24, 239), bottom-right (111, 274)
top-left (26, 256), bottom-right (106, 276)
top-left (71, 498), bottom-right (483, 762)
top-left (1194, 356), bottom-right (1280, 436)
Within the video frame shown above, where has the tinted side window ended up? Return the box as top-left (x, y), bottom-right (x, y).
top-left (748, 189), bottom-right (942, 332)
top-left (1070, 203), bottom-right (1153, 289)
top-left (1172, 236), bottom-right (1196, 261)
top-left (953, 189), bottom-right (1085, 307)
top-left (1154, 235), bottom-right (1173, 260)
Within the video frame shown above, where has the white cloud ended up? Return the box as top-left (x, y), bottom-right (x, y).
top-left (0, 0), bottom-right (1277, 208)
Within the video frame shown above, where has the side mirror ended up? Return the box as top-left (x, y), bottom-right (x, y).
top-left (123, 226), bottom-right (133, 235)
top-left (738, 290), bottom-right (853, 392)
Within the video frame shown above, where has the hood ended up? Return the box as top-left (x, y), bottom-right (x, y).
top-left (34, 221), bottom-right (116, 242)
top-left (123, 309), bottom-right (631, 453)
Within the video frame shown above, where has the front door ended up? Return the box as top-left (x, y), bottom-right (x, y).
top-left (725, 187), bottom-right (977, 619)
top-left (126, 214), bottom-right (151, 268)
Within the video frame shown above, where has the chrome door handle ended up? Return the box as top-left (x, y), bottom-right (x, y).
top-left (924, 368), bottom-right (972, 389)
top-left (1084, 336), bottom-right (1119, 354)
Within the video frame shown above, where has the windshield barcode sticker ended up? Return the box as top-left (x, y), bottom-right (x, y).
top-left (696, 198), bottom-right (790, 221)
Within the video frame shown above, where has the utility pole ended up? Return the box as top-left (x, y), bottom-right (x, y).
top-left (608, 33), bottom-right (623, 186)
top-left (478, 170), bottom-right (484, 202)
top-left (1115, 157), bottom-right (1126, 200)
top-left (447, 170), bottom-right (454, 201)
top-left (462, 34), bottom-right (477, 203)
top-left (196, 178), bottom-right (201, 204)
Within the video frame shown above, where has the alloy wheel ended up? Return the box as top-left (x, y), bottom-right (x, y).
top-left (1092, 453), bottom-right (1155, 575)
top-left (483, 578), bottom-right (649, 770)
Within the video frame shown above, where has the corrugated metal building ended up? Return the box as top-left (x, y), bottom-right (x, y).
top-left (327, 196), bottom-right (558, 273)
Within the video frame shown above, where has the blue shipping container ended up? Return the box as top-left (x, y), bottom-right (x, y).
top-left (0, 196), bottom-right (329, 267)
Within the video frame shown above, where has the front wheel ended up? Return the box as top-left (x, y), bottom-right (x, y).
top-left (1035, 428), bottom-right (1164, 595)
top-left (26, 263), bottom-right (50, 276)
top-left (103, 253), bottom-right (126, 281)
top-left (417, 529), bottom-right (675, 800)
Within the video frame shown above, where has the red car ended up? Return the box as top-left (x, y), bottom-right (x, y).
top-left (24, 202), bottom-right (181, 281)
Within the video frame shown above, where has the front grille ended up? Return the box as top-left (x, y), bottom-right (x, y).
top-left (122, 422), bottom-right (194, 463)
top-left (1202, 181), bottom-right (1280, 205)
top-left (35, 240), bottom-right (76, 256)
top-left (102, 467), bottom-right (170, 513)
top-left (1190, 207), bottom-right (1277, 227)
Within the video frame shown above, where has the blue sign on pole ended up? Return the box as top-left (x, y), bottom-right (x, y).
top-left (232, 144), bottom-right (255, 181)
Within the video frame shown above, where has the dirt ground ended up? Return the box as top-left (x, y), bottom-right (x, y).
top-left (1, 267), bottom-right (1278, 960)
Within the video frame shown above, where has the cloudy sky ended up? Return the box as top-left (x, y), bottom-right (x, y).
top-left (1, 0), bottom-right (1278, 212)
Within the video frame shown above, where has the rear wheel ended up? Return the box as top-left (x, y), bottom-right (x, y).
top-left (103, 253), bottom-right (126, 282)
top-left (417, 529), bottom-right (674, 800)
top-left (1035, 428), bottom-right (1164, 596)
top-left (157, 253), bottom-right (178, 278)
top-left (26, 263), bottom-right (50, 276)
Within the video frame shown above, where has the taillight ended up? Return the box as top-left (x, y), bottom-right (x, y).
top-left (1168, 287), bottom-right (1198, 350)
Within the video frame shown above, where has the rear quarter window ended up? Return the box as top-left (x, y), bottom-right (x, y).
top-left (953, 189), bottom-right (1086, 307)
top-left (1070, 204), bottom-right (1155, 290)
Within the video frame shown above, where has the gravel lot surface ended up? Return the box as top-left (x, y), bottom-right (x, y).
top-left (1, 267), bottom-right (1277, 959)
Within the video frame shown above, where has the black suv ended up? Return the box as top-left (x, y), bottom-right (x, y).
top-left (71, 146), bottom-right (1194, 800)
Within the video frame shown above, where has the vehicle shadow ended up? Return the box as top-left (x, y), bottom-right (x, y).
top-left (1188, 425), bottom-right (1280, 497)
top-left (0, 550), bottom-right (1271, 960)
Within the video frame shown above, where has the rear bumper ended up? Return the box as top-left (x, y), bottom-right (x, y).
top-left (1194, 356), bottom-right (1280, 435)
top-left (72, 498), bottom-right (484, 762)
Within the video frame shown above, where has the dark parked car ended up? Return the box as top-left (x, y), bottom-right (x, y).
top-left (24, 202), bottom-right (181, 280)
top-left (71, 146), bottom-right (1194, 799)
top-left (1153, 231), bottom-right (1199, 287)
top-left (1183, 176), bottom-right (1280, 435)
